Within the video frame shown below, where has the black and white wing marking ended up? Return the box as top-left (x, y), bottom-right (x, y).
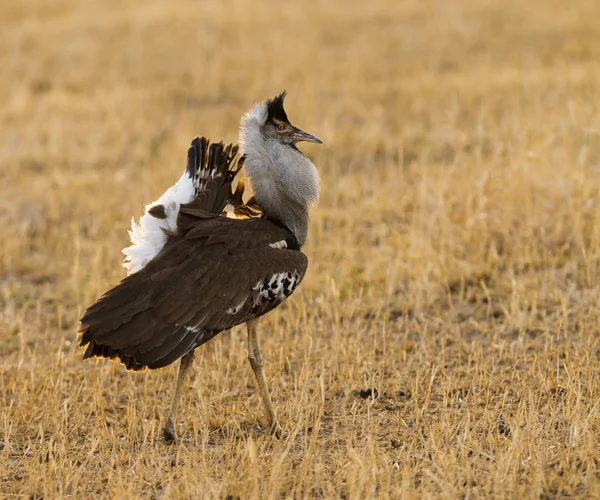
top-left (79, 217), bottom-right (307, 371)
top-left (122, 138), bottom-right (242, 275)
top-left (185, 137), bottom-right (243, 203)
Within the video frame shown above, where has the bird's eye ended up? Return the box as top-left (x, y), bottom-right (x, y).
top-left (276, 122), bottom-right (286, 131)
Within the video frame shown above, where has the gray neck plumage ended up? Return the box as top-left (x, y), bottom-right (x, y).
top-left (239, 113), bottom-right (319, 248)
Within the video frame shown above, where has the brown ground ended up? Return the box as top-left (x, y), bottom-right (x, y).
top-left (2, 0), bottom-right (600, 497)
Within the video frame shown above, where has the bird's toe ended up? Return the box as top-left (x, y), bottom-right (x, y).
top-left (163, 421), bottom-right (177, 443)
top-left (271, 422), bottom-right (284, 439)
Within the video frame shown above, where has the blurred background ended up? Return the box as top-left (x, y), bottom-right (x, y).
top-left (2, 0), bottom-right (600, 497)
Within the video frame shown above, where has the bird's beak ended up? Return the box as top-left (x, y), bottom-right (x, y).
top-left (292, 128), bottom-right (322, 144)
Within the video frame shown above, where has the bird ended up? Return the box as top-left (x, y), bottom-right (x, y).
top-left (78, 92), bottom-right (321, 441)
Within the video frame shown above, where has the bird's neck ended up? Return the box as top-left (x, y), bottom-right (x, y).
top-left (241, 137), bottom-right (319, 248)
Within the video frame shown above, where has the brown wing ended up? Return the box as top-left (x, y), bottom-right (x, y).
top-left (79, 217), bottom-right (307, 371)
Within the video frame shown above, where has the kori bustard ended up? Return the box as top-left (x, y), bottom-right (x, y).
top-left (78, 92), bottom-right (321, 440)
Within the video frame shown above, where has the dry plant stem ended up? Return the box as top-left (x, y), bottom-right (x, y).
top-left (246, 319), bottom-right (283, 437)
top-left (163, 350), bottom-right (195, 442)
top-left (5, 0), bottom-right (600, 497)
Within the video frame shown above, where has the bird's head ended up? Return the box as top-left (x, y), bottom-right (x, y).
top-left (260, 91), bottom-right (322, 145)
top-left (239, 91), bottom-right (322, 149)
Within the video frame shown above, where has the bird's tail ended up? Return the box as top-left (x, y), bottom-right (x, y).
top-left (122, 137), bottom-right (253, 275)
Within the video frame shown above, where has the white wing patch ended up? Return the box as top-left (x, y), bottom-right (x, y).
top-left (227, 298), bottom-right (247, 315)
top-left (122, 171), bottom-right (195, 275)
top-left (226, 270), bottom-right (301, 317)
top-left (269, 240), bottom-right (287, 249)
top-left (184, 324), bottom-right (202, 334)
top-left (251, 271), bottom-right (300, 311)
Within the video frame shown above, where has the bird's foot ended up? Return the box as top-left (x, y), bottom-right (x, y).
top-left (270, 421), bottom-right (284, 439)
top-left (163, 419), bottom-right (177, 443)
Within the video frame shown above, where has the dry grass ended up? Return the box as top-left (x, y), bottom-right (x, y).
top-left (2, 0), bottom-right (600, 497)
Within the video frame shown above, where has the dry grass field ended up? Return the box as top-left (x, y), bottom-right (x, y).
top-left (2, 0), bottom-right (600, 497)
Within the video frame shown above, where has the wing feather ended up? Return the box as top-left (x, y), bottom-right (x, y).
top-left (122, 137), bottom-right (243, 275)
top-left (79, 217), bottom-right (307, 370)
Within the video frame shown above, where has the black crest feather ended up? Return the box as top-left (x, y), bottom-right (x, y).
top-left (266, 91), bottom-right (289, 124)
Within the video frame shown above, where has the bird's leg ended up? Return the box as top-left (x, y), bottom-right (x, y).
top-left (246, 319), bottom-right (283, 437)
top-left (163, 350), bottom-right (195, 442)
